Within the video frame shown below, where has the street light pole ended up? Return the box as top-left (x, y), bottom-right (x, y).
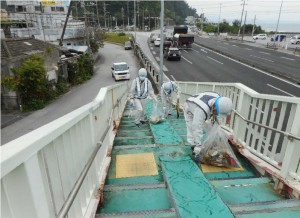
top-left (217, 3), bottom-right (222, 36)
top-left (238, 0), bottom-right (246, 37)
top-left (275, 0), bottom-right (283, 42)
top-left (134, 0), bottom-right (136, 41)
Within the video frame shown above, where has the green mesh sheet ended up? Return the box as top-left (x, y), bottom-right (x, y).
top-left (145, 100), bottom-right (184, 145)
top-left (236, 210), bottom-right (300, 218)
top-left (160, 156), bottom-right (234, 218)
top-left (215, 182), bottom-right (284, 204)
top-left (99, 188), bottom-right (171, 213)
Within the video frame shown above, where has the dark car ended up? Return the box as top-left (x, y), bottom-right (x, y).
top-left (271, 34), bottom-right (286, 42)
top-left (124, 41), bottom-right (132, 50)
top-left (164, 47), bottom-right (181, 61)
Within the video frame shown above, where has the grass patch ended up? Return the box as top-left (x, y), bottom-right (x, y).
top-left (104, 33), bottom-right (132, 44)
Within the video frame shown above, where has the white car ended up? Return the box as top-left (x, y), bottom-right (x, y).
top-left (111, 62), bottom-right (130, 81)
top-left (154, 38), bottom-right (161, 47)
top-left (290, 35), bottom-right (300, 44)
top-left (253, 34), bottom-right (267, 40)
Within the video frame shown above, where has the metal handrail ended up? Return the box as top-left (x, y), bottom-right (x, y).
top-left (233, 109), bottom-right (300, 141)
top-left (57, 123), bottom-right (110, 218)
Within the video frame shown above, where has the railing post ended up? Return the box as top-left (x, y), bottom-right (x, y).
top-left (280, 105), bottom-right (300, 179)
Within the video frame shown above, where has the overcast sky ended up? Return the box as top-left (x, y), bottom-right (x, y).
top-left (185, 0), bottom-right (300, 32)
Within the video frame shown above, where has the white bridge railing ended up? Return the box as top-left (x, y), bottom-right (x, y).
top-left (177, 82), bottom-right (300, 188)
top-left (1, 83), bottom-right (128, 218)
top-left (1, 81), bottom-right (300, 218)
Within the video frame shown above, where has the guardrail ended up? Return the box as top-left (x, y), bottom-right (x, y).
top-left (1, 82), bottom-right (129, 218)
top-left (177, 81), bottom-right (300, 186)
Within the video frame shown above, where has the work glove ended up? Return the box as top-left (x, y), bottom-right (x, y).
top-left (193, 145), bottom-right (202, 155)
top-left (129, 99), bottom-right (134, 108)
top-left (193, 145), bottom-right (202, 163)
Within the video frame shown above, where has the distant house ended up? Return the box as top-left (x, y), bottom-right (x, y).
top-left (1, 37), bottom-right (61, 110)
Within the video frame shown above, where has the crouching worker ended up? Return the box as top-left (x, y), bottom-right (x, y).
top-left (129, 68), bottom-right (157, 127)
top-left (161, 81), bottom-right (181, 117)
top-left (183, 92), bottom-right (233, 161)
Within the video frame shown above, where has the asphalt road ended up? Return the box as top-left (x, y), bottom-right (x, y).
top-left (148, 33), bottom-right (300, 97)
top-left (1, 43), bottom-right (139, 145)
top-left (195, 35), bottom-right (300, 83)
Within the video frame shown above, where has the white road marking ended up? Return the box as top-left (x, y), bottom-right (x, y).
top-left (232, 45), bottom-right (238, 47)
top-left (192, 48), bottom-right (199, 53)
top-left (267, 84), bottom-right (295, 96)
top-left (207, 56), bottom-right (224, 64)
top-left (155, 57), bottom-right (160, 61)
top-left (259, 51), bottom-right (270, 55)
top-left (281, 57), bottom-right (295, 61)
top-left (182, 50), bottom-right (188, 53)
top-left (250, 55), bottom-right (274, 62)
top-left (193, 43), bottom-right (300, 89)
top-left (200, 48), bottom-right (207, 53)
top-left (150, 47), bottom-right (153, 50)
top-left (153, 51), bottom-right (156, 54)
top-left (170, 75), bottom-right (177, 81)
top-left (181, 56), bottom-right (193, 64)
top-left (224, 42), bottom-right (229, 45)
top-left (245, 48), bottom-right (252, 50)
top-left (163, 65), bottom-right (168, 71)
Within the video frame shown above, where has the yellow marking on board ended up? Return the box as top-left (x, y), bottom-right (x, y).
top-left (201, 164), bottom-right (244, 173)
top-left (116, 153), bottom-right (158, 178)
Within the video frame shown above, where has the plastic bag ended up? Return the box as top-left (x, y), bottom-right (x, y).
top-left (149, 101), bottom-right (165, 124)
top-left (200, 124), bottom-right (240, 168)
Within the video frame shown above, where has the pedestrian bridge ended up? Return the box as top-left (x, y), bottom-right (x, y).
top-left (1, 81), bottom-right (300, 217)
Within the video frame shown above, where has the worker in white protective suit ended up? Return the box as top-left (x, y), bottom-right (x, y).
top-left (183, 92), bottom-right (233, 159)
top-left (129, 68), bottom-right (157, 127)
top-left (161, 81), bottom-right (181, 117)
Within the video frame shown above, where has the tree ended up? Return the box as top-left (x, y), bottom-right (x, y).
top-left (2, 54), bottom-right (55, 110)
top-left (90, 30), bottom-right (105, 53)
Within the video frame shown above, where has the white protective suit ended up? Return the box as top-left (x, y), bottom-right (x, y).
top-left (130, 77), bottom-right (157, 125)
top-left (161, 81), bottom-right (181, 116)
top-left (184, 92), bottom-right (232, 146)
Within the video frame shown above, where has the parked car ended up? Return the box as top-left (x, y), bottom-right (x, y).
top-left (290, 35), bottom-right (300, 44)
top-left (271, 34), bottom-right (286, 42)
top-left (154, 38), bottom-right (161, 47)
top-left (124, 41), bottom-right (132, 50)
top-left (253, 34), bottom-right (267, 40)
top-left (164, 47), bottom-right (181, 61)
top-left (111, 62), bottom-right (130, 81)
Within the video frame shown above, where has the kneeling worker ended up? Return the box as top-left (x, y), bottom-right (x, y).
top-left (183, 92), bottom-right (233, 156)
top-left (161, 81), bottom-right (181, 116)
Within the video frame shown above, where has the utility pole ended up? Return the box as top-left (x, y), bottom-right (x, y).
top-left (95, 0), bottom-right (100, 28)
top-left (217, 4), bottom-right (222, 36)
top-left (121, 7), bottom-right (124, 28)
top-left (275, 0), bottom-right (283, 42)
top-left (103, 2), bottom-right (107, 28)
top-left (127, 1), bottom-right (129, 27)
top-left (159, 0), bottom-right (164, 88)
top-left (242, 11), bottom-right (247, 41)
top-left (137, 1), bottom-right (140, 30)
top-left (134, 0), bottom-right (136, 41)
top-left (201, 8), bottom-right (204, 32)
top-left (251, 15), bottom-right (256, 37)
top-left (238, 0), bottom-right (246, 37)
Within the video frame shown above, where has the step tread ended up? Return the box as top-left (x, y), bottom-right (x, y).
top-left (96, 208), bottom-right (177, 218)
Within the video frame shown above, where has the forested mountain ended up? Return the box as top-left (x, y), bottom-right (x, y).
top-left (73, 1), bottom-right (198, 29)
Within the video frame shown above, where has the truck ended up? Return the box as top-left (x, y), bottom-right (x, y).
top-left (173, 25), bottom-right (194, 49)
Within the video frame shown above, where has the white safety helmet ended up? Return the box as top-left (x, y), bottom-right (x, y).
top-left (163, 81), bottom-right (173, 95)
top-left (215, 97), bottom-right (233, 115)
top-left (138, 68), bottom-right (147, 81)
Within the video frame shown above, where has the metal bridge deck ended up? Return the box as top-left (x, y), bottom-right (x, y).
top-left (96, 100), bottom-right (300, 217)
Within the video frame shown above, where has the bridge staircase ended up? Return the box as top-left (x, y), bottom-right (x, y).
top-left (95, 100), bottom-right (300, 218)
